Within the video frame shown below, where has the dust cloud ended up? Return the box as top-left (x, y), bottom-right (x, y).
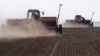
top-left (0, 18), bottom-right (57, 40)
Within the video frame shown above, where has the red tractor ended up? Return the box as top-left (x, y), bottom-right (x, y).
top-left (27, 9), bottom-right (62, 34)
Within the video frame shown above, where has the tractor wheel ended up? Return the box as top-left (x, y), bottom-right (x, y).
top-left (58, 24), bottom-right (62, 34)
top-left (90, 22), bottom-right (93, 28)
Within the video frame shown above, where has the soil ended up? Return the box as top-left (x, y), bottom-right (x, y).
top-left (0, 28), bottom-right (100, 56)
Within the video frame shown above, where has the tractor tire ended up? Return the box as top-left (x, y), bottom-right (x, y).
top-left (58, 24), bottom-right (62, 34)
top-left (90, 22), bottom-right (93, 28)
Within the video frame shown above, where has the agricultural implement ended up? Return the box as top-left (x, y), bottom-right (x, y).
top-left (27, 9), bottom-right (62, 34)
top-left (75, 15), bottom-right (91, 24)
top-left (75, 12), bottom-right (94, 23)
top-left (75, 15), bottom-right (93, 27)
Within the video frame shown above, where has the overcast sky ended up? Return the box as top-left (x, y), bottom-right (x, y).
top-left (0, 0), bottom-right (100, 22)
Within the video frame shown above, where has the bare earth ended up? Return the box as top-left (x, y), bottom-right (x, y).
top-left (0, 19), bottom-right (100, 56)
top-left (0, 28), bottom-right (100, 56)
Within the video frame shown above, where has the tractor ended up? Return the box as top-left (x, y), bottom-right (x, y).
top-left (27, 9), bottom-right (62, 34)
top-left (75, 15), bottom-right (91, 24)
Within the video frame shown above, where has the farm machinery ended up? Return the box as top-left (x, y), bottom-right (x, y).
top-left (75, 15), bottom-right (93, 27)
top-left (27, 9), bottom-right (62, 34)
top-left (75, 15), bottom-right (91, 24)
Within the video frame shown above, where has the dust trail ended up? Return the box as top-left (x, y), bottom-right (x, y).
top-left (0, 18), bottom-right (57, 39)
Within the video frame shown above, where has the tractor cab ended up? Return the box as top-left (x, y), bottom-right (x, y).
top-left (27, 9), bottom-right (40, 19)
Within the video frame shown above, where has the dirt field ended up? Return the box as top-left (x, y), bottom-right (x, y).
top-left (0, 28), bottom-right (100, 56)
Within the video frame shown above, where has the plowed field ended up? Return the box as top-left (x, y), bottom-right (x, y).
top-left (0, 28), bottom-right (100, 56)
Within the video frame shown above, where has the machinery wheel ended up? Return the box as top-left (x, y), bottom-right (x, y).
top-left (58, 24), bottom-right (62, 34)
top-left (90, 22), bottom-right (93, 28)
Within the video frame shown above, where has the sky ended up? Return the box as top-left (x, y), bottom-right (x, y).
top-left (0, 0), bottom-right (100, 24)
